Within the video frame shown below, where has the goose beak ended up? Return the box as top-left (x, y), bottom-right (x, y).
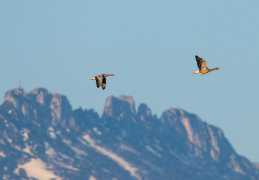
top-left (90, 78), bottom-right (95, 80)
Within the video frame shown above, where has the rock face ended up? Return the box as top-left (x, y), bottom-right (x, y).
top-left (102, 95), bottom-right (136, 120)
top-left (0, 88), bottom-right (258, 180)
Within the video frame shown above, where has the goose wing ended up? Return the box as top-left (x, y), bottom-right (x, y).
top-left (101, 77), bottom-right (106, 90)
top-left (195, 55), bottom-right (208, 70)
top-left (95, 75), bottom-right (103, 88)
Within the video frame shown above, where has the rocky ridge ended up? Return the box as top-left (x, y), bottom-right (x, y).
top-left (0, 88), bottom-right (258, 180)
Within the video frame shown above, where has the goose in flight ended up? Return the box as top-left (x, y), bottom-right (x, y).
top-left (193, 55), bottom-right (220, 75)
top-left (91, 74), bottom-right (114, 90)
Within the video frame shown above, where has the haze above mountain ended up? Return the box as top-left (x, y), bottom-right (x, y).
top-left (0, 88), bottom-right (258, 180)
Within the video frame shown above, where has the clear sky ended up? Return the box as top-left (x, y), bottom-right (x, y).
top-left (1, 1), bottom-right (259, 163)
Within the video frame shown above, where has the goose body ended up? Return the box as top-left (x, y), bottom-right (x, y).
top-left (193, 55), bottom-right (220, 75)
top-left (91, 74), bottom-right (114, 90)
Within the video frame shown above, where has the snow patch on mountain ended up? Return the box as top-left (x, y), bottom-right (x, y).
top-left (0, 151), bottom-right (6, 157)
top-left (145, 145), bottom-right (161, 157)
top-left (22, 144), bottom-right (32, 155)
top-left (120, 144), bottom-right (139, 155)
top-left (83, 134), bottom-right (141, 180)
top-left (15, 158), bottom-right (61, 180)
top-left (47, 127), bottom-right (56, 139)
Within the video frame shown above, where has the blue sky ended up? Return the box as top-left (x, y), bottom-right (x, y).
top-left (1, 1), bottom-right (259, 163)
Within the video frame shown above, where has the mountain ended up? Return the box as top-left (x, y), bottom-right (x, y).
top-left (0, 88), bottom-right (258, 180)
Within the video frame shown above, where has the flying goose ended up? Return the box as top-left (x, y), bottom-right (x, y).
top-left (193, 55), bottom-right (220, 75)
top-left (91, 74), bottom-right (114, 90)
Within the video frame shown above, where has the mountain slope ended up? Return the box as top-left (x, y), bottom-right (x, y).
top-left (0, 88), bottom-right (258, 180)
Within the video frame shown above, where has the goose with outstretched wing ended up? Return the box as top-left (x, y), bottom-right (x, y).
top-left (193, 55), bottom-right (220, 75)
top-left (91, 74), bottom-right (114, 90)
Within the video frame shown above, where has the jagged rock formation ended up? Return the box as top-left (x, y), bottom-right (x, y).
top-left (0, 88), bottom-right (258, 180)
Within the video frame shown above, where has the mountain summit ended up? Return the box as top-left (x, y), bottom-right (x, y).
top-left (0, 88), bottom-right (258, 180)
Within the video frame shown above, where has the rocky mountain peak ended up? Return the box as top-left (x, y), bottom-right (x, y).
top-left (137, 103), bottom-right (152, 121)
top-left (30, 88), bottom-right (49, 105)
top-left (2, 88), bottom-right (74, 128)
top-left (159, 107), bottom-right (236, 162)
top-left (102, 95), bottom-right (136, 119)
top-left (117, 95), bottom-right (135, 112)
top-left (3, 88), bottom-right (26, 108)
